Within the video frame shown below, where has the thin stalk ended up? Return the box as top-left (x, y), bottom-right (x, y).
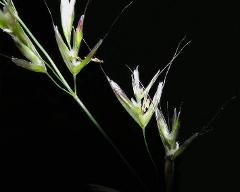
top-left (46, 73), bottom-right (71, 95)
top-left (73, 94), bottom-right (149, 192)
top-left (143, 129), bottom-right (159, 172)
top-left (73, 74), bottom-right (77, 94)
top-left (142, 129), bottom-right (160, 187)
top-left (15, 10), bottom-right (148, 192)
top-left (44, 60), bottom-right (67, 84)
top-left (164, 157), bottom-right (175, 192)
top-left (16, 16), bottom-right (73, 93)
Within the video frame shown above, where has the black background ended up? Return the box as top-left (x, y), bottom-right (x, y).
top-left (0, 0), bottom-right (239, 191)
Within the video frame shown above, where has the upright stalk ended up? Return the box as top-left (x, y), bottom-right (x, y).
top-left (164, 157), bottom-right (175, 192)
top-left (142, 129), bottom-right (160, 191)
top-left (142, 130), bottom-right (159, 176)
top-left (16, 16), bottom-right (73, 93)
top-left (13, 8), bottom-right (148, 192)
top-left (73, 94), bottom-right (149, 192)
top-left (73, 74), bottom-right (77, 94)
top-left (14, 15), bottom-right (146, 191)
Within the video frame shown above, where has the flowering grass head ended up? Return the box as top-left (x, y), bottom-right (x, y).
top-left (0, 0), bottom-right (46, 73)
top-left (55, 0), bottom-right (102, 75)
top-left (155, 107), bottom-right (199, 160)
top-left (107, 66), bottom-right (163, 129)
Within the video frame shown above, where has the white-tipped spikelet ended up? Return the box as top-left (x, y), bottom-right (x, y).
top-left (60, 0), bottom-right (76, 46)
top-left (56, 1), bottom-right (102, 75)
top-left (107, 66), bottom-right (163, 129)
top-left (155, 107), bottom-right (199, 160)
top-left (0, 0), bottom-right (46, 73)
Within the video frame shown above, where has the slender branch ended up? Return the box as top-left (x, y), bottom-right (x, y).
top-left (73, 74), bottom-right (77, 94)
top-left (164, 157), bottom-right (175, 192)
top-left (143, 130), bottom-right (159, 172)
top-left (13, 6), bottom-right (148, 192)
top-left (46, 73), bottom-right (71, 95)
top-left (16, 16), bottom-right (73, 94)
top-left (43, 60), bottom-right (67, 84)
top-left (73, 94), bottom-right (149, 192)
top-left (142, 129), bottom-right (160, 189)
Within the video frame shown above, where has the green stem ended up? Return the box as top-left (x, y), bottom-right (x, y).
top-left (46, 73), bottom-right (70, 95)
top-left (15, 9), bottom-right (148, 192)
top-left (73, 94), bottom-right (148, 192)
top-left (164, 157), bottom-right (175, 192)
top-left (44, 60), bottom-right (67, 84)
top-left (73, 74), bottom-right (77, 94)
top-left (143, 129), bottom-right (159, 172)
top-left (142, 129), bottom-right (160, 188)
top-left (16, 16), bottom-right (73, 93)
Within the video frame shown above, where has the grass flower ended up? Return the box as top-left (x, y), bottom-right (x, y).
top-left (107, 66), bottom-right (163, 130)
top-left (0, 0), bottom-right (46, 72)
top-left (60, 0), bottom-right (76, 47)
top-left (155, 106), bottom-right (198, 192)
top-left (155, 107), bottom-right (198, 160)
top-left (55, 0), bottom-right (103, 75)
top-left (107, 66), bottom-right (165, 182)
top-left (1, 1), bottom-right (208, 191)
top-left (1, 1), bottom-right (144, 189)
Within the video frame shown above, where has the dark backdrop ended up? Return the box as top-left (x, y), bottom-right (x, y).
top-left (0, 0), bottom-right (239, 192)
